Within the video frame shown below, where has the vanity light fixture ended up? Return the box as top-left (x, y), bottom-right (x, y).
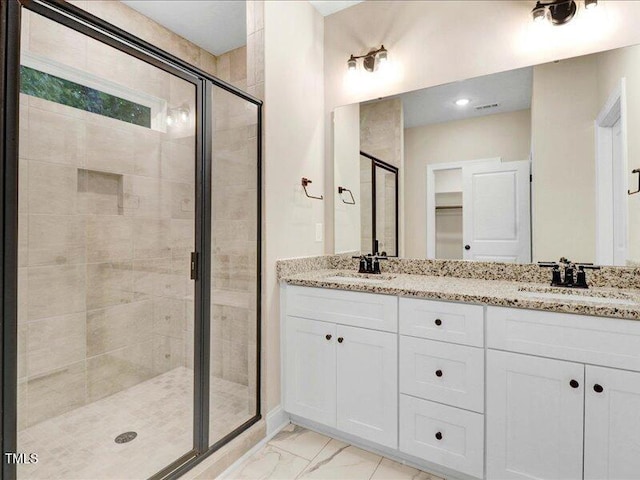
top-left (455, 98), bottom-right (470, 106)
top-left (531, 0), bottom-right (596, 26)
top-left (346, 45), bottom-right (389, 73)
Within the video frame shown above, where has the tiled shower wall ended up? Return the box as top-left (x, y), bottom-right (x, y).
top-left (210, 46), bottom-right (259, 405)
top-left (17, 10), bottom-right (197, 430)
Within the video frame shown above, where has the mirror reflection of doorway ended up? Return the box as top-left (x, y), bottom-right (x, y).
top-left (360, 151), bottom-right (399, 257)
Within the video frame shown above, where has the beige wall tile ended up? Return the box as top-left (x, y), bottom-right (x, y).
top-left (132, 257), bottom-right (171, 301)
top-left (86, 215), bottom-right (133, 263)
top-left (152, 335), bottom-right (186, 375)
top-left (18, 324), bottom-right (27, 380)
top-left (171, 182), bottom-right (195, 220)
top-left (153, 297), bottom-right (185, 339)
top-left (27, 313), bottom-right (86, 377)
top-left (85, 122), bottom-right (135, 175)
top-left (87, 300), bottom-right (153, 357)
top-left (28, 161), bottom-right (77, 215)
top-left (133, 129), bottom-right (163, 177)
top-left (27, 264), bottom-right (85, 320)
top-left (133, 218), bottom-right (171, 259)
top-left (122, 176), bottom-right (171, 219)
top-left (28, 12), bottom-right (87, 71)
top-left (86, 262), bottom-right (133, 310)
top-left (27, 361), bottom-right (86, 426)
top-left (27, 107), bottom-right (86, 166)
top-left (161, 141), bottom-right (195, 183)
top-left (28, 214), bottom-right (86, 266)
top-left (86, 341), bottom-right (154, 402)
top-left (199, 50), bottom-right (217, 76)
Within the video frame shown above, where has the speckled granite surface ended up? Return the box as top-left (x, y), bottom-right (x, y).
top-left (277, 255), bottom-right (640, 289)
top-left (279, 268), bottom-right (640, 321)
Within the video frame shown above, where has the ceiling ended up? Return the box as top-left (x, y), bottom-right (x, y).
top-left (309, 1), bottom-right (364, 16)
top-left (391, 67), bottom-right (533, 129)
top-left (121, 1), bottom-right (246, 56)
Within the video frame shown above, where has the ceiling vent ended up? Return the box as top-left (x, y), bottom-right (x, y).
top-left (475, 103), bottom-right (499, 111)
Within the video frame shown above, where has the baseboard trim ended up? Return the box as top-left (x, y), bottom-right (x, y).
top-left (217, 408), bottom-right (289, 480)
top-left (266, 405), bottom-right (290, 436)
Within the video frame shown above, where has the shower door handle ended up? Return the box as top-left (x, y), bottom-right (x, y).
top-left (190, 252), bottom-right (199, 280)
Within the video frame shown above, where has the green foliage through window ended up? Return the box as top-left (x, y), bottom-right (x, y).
top-left (20, 65), bottom-right (152, 128)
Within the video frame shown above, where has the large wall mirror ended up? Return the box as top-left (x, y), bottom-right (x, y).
top-left (334, 43), bottom-right (640, 266)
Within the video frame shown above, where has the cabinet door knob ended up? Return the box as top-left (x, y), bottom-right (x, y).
top-left (337, 337), bottom-right (344, 343)
top-left (435, 369), bottom-right (443, 377)
top-left (325, 334), bottom-right (332, 341)
top-left (570, 379), bottom-right (579, 389)
top-left (435, 318), bottom-right (442, 326)
top-left (593, 384), bottom-right (604, 393)
top-left (464, 245), bottom-right (471, 250)
top-left (435, 432), bottom-right (443, 440)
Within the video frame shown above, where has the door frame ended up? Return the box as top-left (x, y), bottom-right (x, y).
top-left (360, 151), bottom-right (399, 257)
top-left (0, 1), bottom-right (263, 479)
top-left (425, 157), bottom-right (501, 259)
top-left (595, 78), bottom-right (628, 266)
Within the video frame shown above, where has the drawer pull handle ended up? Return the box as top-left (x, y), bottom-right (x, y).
top-left (435, 431), bottom-right (443, 440)
top-left (325, 334), bottom-right (332, 341)
top-left (338, 337), bottom-right (344, 343)
top-left (570, 379), bottom-right (579, 389)
top-left (593, 384), bottom-right (604, 393)
top-left (435, 369), bottom-right (443, 378)
top-left (434, 318), bottom-right (442, 326)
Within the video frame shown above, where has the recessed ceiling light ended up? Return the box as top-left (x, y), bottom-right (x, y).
top-left (455, 98), bottom-right (470, 106)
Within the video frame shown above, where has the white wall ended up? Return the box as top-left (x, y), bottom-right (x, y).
top-left (334, 103), bottom-right (361, 253)
top-left (404, 109), bottom-right (531, 258)
top-left (264, 0), bottom-right (324, 411)
top-left (324, 0), bottom-right (640, 254)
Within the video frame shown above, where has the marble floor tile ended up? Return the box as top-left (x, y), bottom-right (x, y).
top-left (268, 424), bottom-right (331, 461)
top-left (231, 445), bottom-right (309, 480)
top-left (370, 458), bottom-right (444, 480)
top-left (298, 439), bottom-right (382, 480)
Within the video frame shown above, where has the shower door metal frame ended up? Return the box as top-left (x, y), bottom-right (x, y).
top-left (360, 151), bottom-right (399, 257)
top-left (0, 1), bottom-right (263, 479)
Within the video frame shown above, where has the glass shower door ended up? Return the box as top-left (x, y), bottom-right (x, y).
top-left (16, 9), bottom-right (197, 479)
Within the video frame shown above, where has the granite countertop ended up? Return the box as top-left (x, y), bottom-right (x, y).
top-left (280, 269), bottom-right (640, 321)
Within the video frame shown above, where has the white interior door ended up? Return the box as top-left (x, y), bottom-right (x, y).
top-left (462, 160), bottom-right (530, 263)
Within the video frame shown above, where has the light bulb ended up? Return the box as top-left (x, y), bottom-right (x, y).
top-left (347, 56), bottom-right (357, 72)
top-left (166, 114), bottom-right (174, 126)
top-left (455, 98), bottom-right (470, 107)
top-left (532, 5), bottom-right (547, 23)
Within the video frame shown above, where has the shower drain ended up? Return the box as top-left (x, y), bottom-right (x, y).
top-left (114, 431), bottom-right (137, 444)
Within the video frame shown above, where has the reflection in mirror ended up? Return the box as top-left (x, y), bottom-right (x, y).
top-left (334, 43), bottom-right (640, 266)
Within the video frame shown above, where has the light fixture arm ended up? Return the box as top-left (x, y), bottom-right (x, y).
top-left (348, 45), bottom-right (387, 61)
top-left (346, 45), bottom-right (388, 73)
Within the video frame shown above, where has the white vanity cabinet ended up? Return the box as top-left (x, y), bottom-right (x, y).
top-left (486, 307), bottom-right (640, 480)
top-left (283, 286), bottom-right (399, 448)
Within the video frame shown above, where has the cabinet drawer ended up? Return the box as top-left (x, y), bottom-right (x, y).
top-left (286, 285), bottom-right (397, 332)
top-left (400, 336), bottom-right (484, 412)
top-left (399, 297), bottom-right (484, 347)
top-left (400, 395), bottom-right (484, 479)
top-left (487, 306), bottom-right (640, 371)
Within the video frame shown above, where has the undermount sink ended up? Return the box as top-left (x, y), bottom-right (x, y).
top-left (517, 285), bottom-right (640, 307)
top-left (324, 272), bottom-right (397, 285)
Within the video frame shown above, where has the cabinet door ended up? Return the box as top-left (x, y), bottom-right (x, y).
top-left (284, 316), bottom-right (336, 426)
top-left (487, 350), bottom-right (584, 480)
top-left (336, 325), bottom-right (398, 448)
top-left (585, 366), bottom-right (640, 480)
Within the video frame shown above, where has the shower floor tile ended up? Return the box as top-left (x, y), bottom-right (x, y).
top-left (17, 367), bottom-right (252, 480)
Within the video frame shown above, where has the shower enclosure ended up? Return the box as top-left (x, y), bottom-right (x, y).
top-left (1, 1), bottom-right (261, 479)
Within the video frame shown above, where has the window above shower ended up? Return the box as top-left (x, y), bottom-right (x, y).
top-left (20, 51), bottom-right (168, 131)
